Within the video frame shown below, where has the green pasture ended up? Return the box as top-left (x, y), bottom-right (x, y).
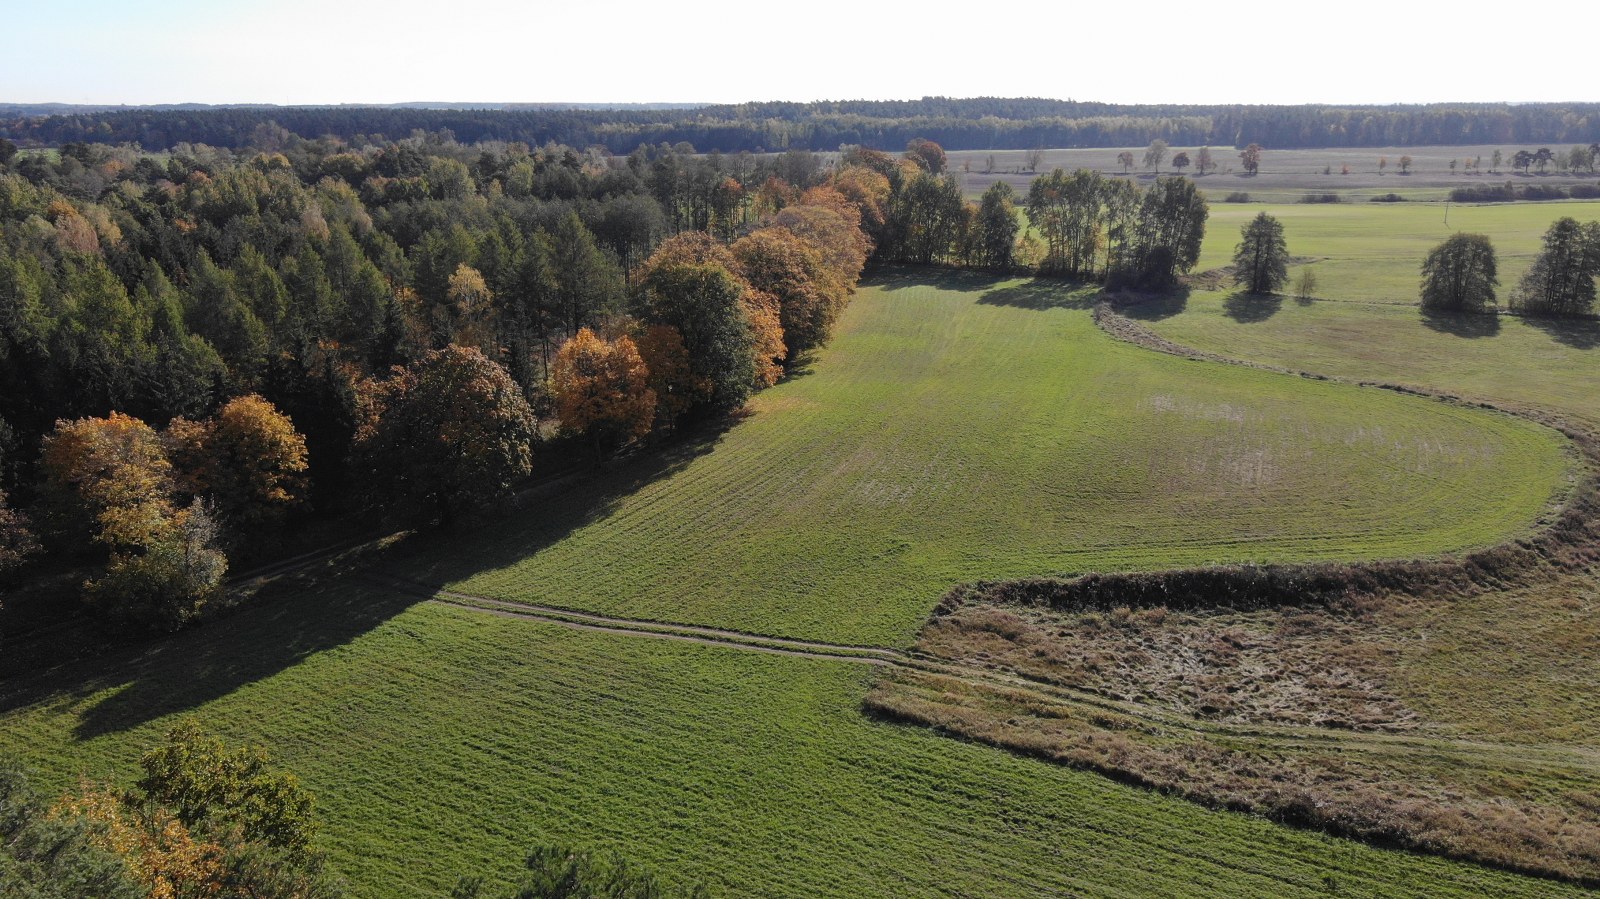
top-left (1, 587), bottom-right (1585, 899)
top-left (396, 270), bottom-right (1568, 647)
top-left (1192, 200), bottom-right (1600, 304)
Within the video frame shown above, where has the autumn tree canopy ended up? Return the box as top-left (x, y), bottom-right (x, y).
top-left (552, 328), bottom-right (656, 449)
top-left (353, 345), bottom-right (536, 523)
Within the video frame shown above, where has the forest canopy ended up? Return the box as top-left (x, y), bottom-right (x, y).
top-left (8, 99), bottom-right (1600, 154)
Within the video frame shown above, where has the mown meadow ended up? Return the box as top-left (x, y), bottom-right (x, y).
top-left (0, 269), bottom-right (1582, 896)
top-left (396, 270), bottom-right (1567, 647)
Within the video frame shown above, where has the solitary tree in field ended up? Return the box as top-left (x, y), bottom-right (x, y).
top-left (1378, 156), bottom-right (1388, 176)
top-left (1238, 144), bottom-right (1262, 176)
top-left (1510, 217), bottom-right (1600, 316)
top-left (1196, 145), bottom-right (1215, 175)
top-left (1492, 149), bottom-right (1503, 173)
top-left (1512, 150), bottom-right (1533, 174)
top-left (1171, 151), bottom-right (1191, 174)
top-left (1398, 155), bottom-right (1412, 175)
top-left (1420, 233), bottom-right (1498, 312)
top-left (1026, 147), bottom-right (1044, 173)
top-left (1143, 140), bottom-right (1169, 174)
top-left (1533, 147), bottom-right (1555, 174)
top-left (1294, 267), bottom-right (1318, 301)
top-left (1117, 151), bottom-right (1136, 174)
top-left (1233, 212), bottom-right (1289, 295)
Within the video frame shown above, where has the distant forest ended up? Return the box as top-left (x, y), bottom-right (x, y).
top-left (7, 98), bottom-right (1600, 153)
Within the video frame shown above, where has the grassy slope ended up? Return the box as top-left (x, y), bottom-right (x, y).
top-left (398, 271), bottom-right (1567, 647)
top-left (0, 588), bottom-right (1585, 899)
top-left (0, 272), bottom-right (1580, 897)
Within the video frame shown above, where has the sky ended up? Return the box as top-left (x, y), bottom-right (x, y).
top-left (3, 0), bottom-right (1593, 107)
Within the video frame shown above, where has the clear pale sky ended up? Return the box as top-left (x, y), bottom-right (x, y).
top-left (4, 0), bottom-right (1590, 106)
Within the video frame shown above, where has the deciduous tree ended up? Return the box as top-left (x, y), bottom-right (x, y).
top-left (1510, 217), bottom-right (1600, 316)
top-left (1420, 233), bottom-right (1498, 312)
top-left (166, 395), bottom-right (309, 541)
top-left (551, 329), bottom-right (656, 450)
top-left (731, 228), bottom-right (843, 357)
top-left (1143, 140), bottom-right (1169, 173)
top-left (1238, 144), bottom-right (1262, 176)
top-left (904, 138), bottom-right (947, 174)
top-left (1233, 212), bottom-right (1289, 295)
top-left (972, 182), bottom-right (1020, 270)
top-left (638, 234), bottom-right (757, 414)
top-left (353, 346), bottom-right (536, 523)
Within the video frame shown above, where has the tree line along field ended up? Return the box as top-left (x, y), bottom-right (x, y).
top-left (0, 272), bottom-right (1582, 896)
top-left (947, 145), bottom-right (1600, 202)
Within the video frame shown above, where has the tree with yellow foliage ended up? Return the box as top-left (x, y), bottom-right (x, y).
top-left (552, 328), bottom-right (656, 451)
top-left (164, 395), bottom-right (309, 544)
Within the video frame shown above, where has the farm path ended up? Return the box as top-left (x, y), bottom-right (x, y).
top-left (357, 572), bottom-right (1600, 782)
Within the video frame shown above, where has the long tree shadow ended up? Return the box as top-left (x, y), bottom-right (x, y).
top-left (865, 264), bottom-right (1004, 293)
top-left (1222, 291), bottom-right (1283, 323)
top-left (374, 421), bottom-right (736, 593)
top-left (977, 279), bottom-right (1099, 310)
top-left (1110, 286), bottom-right (1191, 321)
top-left (0, 419), bottom-right (740, 741)
top-left (1522, 314), bottom-right (1600, 349)
top-left (1421, 308), bottom-right (1502, 338)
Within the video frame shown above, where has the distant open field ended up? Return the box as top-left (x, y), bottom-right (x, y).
top-left (1187, 200), bottom-right (1600, 305)
top-left (948, 145), bottom-right (1600, 202)
top-left (1144, 201), bottom-right (1600, 424)
top-left (0, 271), bottom-right (1582, 897)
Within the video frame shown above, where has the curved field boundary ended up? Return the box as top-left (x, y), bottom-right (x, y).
top-left (865, 296), bottom-right (1600, 887)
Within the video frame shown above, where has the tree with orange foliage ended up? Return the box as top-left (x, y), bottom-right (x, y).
top-left (904, 138), bottom-right (948, 174)
top-left (742, 291), bottom-right (786, 389)
top-left (772, 202), bottom-right (869, 290)
top-left (56, 785), bottom-right (228, 898)
top-left (751, 176), bottom-right (798, 218)
top-left (552, 328), bottom-right (656, 451)
top-left (39, 412), bottom-right (175, 551)
top-left (828, 165), bottom-right (891, 241)
top-left (46, 720), bottom-right (338, 899)
top-left (731, 228), bottom-right (844, 358)
top-left (634, 324), bottom-right (702, 431)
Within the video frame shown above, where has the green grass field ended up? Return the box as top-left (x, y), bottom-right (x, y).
top-left (0, 270), bottom-right (1582, 896)
top-left (1142, 202), bottom-right (1600, 428)
top-left (4, 587), bottom-right (1584, 898)
top-left (396, 270), bottom-right (1567, 647)
top-left (1190, 200), bottom-right (1600, 304)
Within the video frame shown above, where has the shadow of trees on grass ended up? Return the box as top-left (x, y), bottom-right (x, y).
top-left (1522, 314), bottom-right (1600, 349)
top-left (0, 419), bottom-right (740, 741)
top-left (1422, 309), bottom-right (1502, 338)
top-left (1222, 291), bottom-right (1283, 323)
